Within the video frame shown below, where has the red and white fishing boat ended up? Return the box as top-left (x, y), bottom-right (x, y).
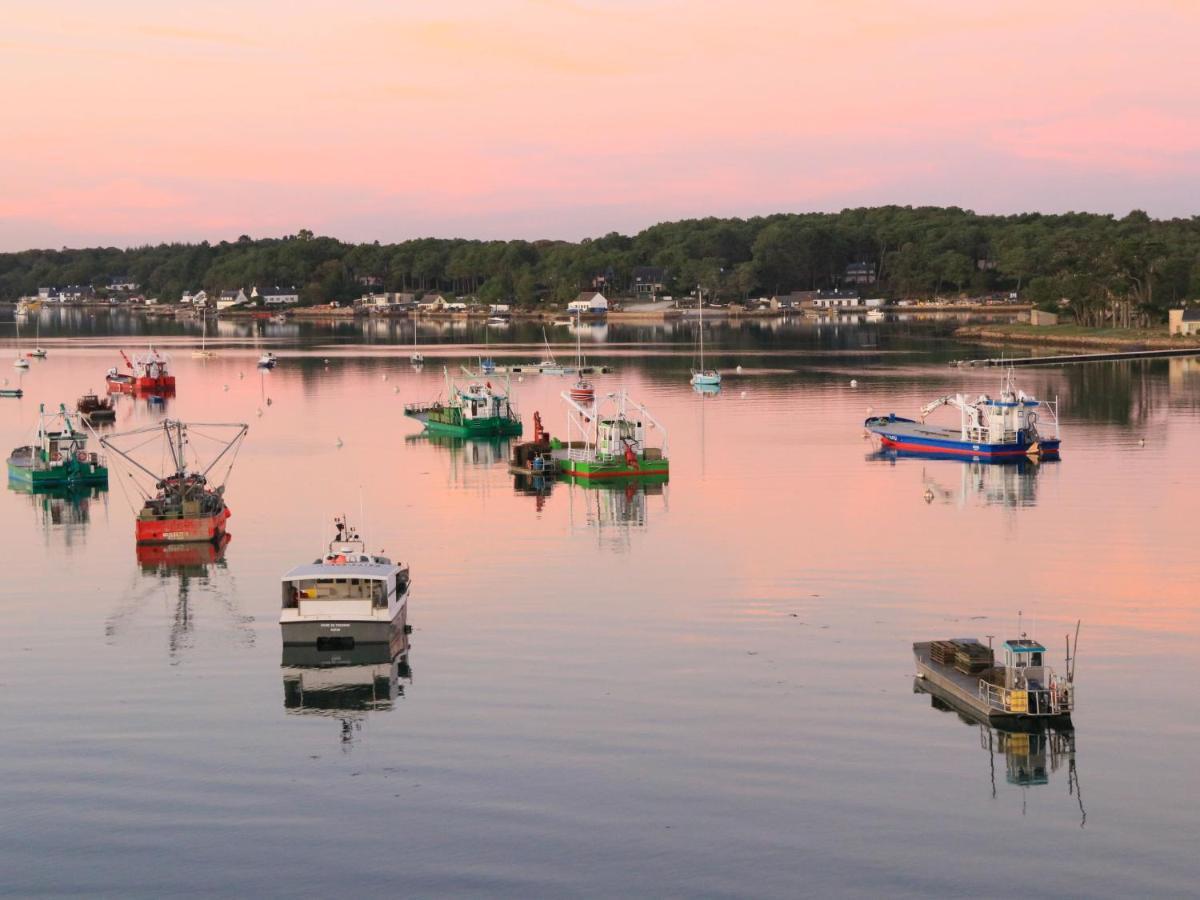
top-left (106, 348), bottom-right (176, 394)
top-left (100, 419), bottom-right (248, 545)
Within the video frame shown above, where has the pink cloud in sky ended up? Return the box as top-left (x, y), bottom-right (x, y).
top-left (1, 0), bottom-right (1198, 249)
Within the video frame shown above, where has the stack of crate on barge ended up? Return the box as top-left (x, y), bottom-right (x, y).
top-left (931, 639), bottom-right (995, 674)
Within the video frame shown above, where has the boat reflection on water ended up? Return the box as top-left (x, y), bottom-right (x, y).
top-left (136, 533), bottom-right (232, 571)
top-left (407, 431), bottom-right (511, 462)
top-left (8, 482), bottom-right (107, 546)
top-left (870, 451), bottom-right (1048, 509)
top-left (921, 459), bottom-right (1043, 509)
top-left (566, 477), bottom-right (667, 550)
top-left (407, 433), bottom-right (511, 491)
top-left (512, 470), bottom-right (555, 512)
top-left (107, 534), bottom-right (250, 657)
top-left (281, 622), bottom-right (412, 747)
top-left (915, 679), bottom-right (1085, 826)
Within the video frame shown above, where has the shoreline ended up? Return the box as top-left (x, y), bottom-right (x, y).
top-left (955, 323), bottom-right (1200, 351)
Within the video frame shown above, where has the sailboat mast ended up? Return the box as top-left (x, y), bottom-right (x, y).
top-left (698, 284), bottom-right (704, 369)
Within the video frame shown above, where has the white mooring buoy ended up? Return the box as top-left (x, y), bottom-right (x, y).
top-left (850, 379), bottom-right (858, 387)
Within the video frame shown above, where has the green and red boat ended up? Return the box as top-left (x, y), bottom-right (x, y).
top-left (551, 389), bottom-right (669, 482)
top-left (404, 369), bottom-right (523, 438)
top-left (7, 403), bottom-right (108, 489)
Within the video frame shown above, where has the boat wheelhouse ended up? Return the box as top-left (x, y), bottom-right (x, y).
top-left (280, 517), bottom-right (411, 646)
top-left (7, 403), bottom-right (108, 488)
top-left (552, 389), bottom-right (669, 481)
top-left (914, 630), bottom-right (1076, 725)
top-left (106, 348), bottom-right (176, 394)
top-left (404, 369), bottom-right (523, 437)
top-left (76, 391), bottom-right (116, 424)
top-left (865, 369), bottom-right (1060, 460)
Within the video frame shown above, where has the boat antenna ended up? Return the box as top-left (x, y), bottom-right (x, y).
top-left (1069, 619), bottom-right (1081, 682)
top-left (1017, 609), bottom-right (1023, 639)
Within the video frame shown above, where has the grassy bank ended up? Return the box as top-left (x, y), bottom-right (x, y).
top-left (955, 323), bottom-right (1200, 351)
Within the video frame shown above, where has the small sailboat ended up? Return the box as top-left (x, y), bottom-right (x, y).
top-left (28, 316), bottom-right (47, 359)
top-left (690, 286), bottom-right (720, 387)
top-left (537, 328), bottom-right (564, 375)
top-left (410, 316), bottom-right (424, 366)
top-left (257, 352), bottom-right (277, 369)
top-left (13, 318), bottom-right (30, 369)
top-left (480, 319), bottom-right (495, 374)
top-left (192, 311), bottom-right (216, 358)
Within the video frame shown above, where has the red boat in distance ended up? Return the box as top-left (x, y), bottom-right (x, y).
top-left (106, 348), bottom-right (176, 395)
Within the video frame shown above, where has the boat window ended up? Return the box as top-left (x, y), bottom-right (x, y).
top-left (1031, 652), bottom-right (1043, 666)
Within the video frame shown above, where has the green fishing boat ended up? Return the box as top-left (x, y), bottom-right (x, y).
top-left (7, 403), bottom-right (108, 488)
top-left (551, 389), bottom-right (669, 481)
top-left (404, 369), bottom-right (523, 438)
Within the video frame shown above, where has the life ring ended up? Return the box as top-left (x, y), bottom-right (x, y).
top-left (76, 451), bottom-right (88, 463)
top-left (51, 452), bottom-right (62, 461)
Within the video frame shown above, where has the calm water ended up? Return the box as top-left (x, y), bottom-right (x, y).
top-left (2, 311), bottom-right (1198, 897)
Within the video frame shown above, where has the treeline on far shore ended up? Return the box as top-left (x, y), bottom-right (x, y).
top-left (3, 206), bottom-right (1198, 326)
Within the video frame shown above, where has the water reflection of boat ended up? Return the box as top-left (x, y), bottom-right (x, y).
top-left (869, 455), bottom-right (1045, 508)
top-left (281, 622), bottom-right (412, 746)
top-left (136, 534), bottom-right (232, 571)
top-left (111, 534), bottom-right (247, 658)
top-left (407, 431), bottom-right (510, 464)
top-left (915, 681), bottom-right (1085, 825)
top-left (567, 478), bottom-right (666, 549)
top-left (9, 482), bottom-right (103, 540)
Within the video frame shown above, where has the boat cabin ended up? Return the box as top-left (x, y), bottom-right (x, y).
top-left (597, 415), bottom-right (644, 458)
top-left (1001, 639), bottom-right (1047, 689)
top-left (458, 383), bottom-right (512, 422)
top-left (280, 521), bottom-right (408, 623)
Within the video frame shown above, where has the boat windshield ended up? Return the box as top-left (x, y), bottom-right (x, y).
top-left (283, 576), bottom-right (389, 608)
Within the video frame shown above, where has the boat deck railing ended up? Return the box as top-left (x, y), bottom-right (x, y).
top-left (978, 679), bottom-right (1073, 716)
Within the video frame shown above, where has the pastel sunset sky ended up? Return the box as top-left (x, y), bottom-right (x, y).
top-left (2, 0), bottom-right (1197, 250)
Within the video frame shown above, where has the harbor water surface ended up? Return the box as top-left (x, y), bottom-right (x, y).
top-left (2, 313), bottom-right (1197, 897)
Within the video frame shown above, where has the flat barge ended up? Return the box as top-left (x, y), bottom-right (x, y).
top-left (914, 637), bottom-right (1073, 725)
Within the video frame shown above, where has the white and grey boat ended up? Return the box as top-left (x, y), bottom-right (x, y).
top-left (280, 517), bottom-right (410, 646)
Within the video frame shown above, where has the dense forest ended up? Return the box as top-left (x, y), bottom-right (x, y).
top-left (3, 207), bottom-right (1198, 326)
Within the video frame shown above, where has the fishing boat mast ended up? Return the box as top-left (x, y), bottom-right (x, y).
top-left (100, 419), bottom-right (249, 485)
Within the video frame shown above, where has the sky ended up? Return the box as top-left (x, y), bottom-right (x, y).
top-left (1, 0), bottom-right (1197, 250)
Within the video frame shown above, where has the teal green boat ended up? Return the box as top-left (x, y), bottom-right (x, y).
top-left (7, 403), bottom-right (108, 488)
top-left (404, 370), bottom-right (523, 438)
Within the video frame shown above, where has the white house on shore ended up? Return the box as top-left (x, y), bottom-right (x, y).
top-left (417, 294), bottom-right (466, 312)
top-left (253, 286), bottom-right (301, 306)
top-left (360, 291), bottom-right (416, 311)
top-left (567, 292), bottom-right (608, 315)
top-left (182, 289), bottom-right (209, 307)
top-left (217, 289), bottom-right (250, 311)
top-left (108, 275), bottom-right (139, 292)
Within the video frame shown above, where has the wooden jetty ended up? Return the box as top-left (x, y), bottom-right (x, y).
top-left (952, 346), bottom-right (1200, 368)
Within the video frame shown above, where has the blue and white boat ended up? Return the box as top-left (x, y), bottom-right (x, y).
top-left (865, 369), bottom-right (1060, 460)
